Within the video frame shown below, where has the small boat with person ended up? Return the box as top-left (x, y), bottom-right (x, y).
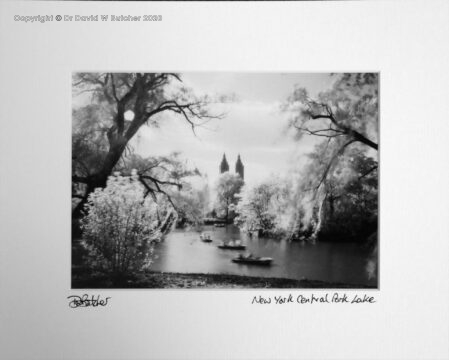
top-left (217, 240), bottom-right (246, 250)
top-left (232, 253), bottom-right (273, 266)
top-left (200, 232), bottom-right (212, 242)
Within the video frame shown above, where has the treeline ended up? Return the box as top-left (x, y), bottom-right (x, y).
top-left (231, 73), bottom-right (378, 244)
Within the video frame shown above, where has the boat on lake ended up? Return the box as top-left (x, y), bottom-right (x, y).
top-left (217, 240), bottom-right (246, 250)
top-left (214, 223), bottom-right (226, 228)
top-left (200, 233), bottom-right (212, 242)
top-left (232, 253), bottom-right (273, 266)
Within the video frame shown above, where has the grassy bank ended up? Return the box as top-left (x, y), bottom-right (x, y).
top-left (72, 269), bottom-right (375, 289)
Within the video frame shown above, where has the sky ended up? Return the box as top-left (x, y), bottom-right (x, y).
top-left (132, 73), bottom-right (335, 189)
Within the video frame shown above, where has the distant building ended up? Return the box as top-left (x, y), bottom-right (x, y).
top-left (235, 154), bottom-right (244, 180)
top-left (219, 153), bottom-right (229, 174)
top-left (219, 153), bottom-right (244, 180)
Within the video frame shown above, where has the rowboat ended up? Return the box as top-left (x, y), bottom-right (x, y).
top-left (217, 240), bottom-right (246, 250)
top-left (232, 254), bottom-right (272, 266)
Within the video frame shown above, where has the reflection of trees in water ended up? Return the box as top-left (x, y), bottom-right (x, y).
top-left (152, 227), bottom-right (375, 286)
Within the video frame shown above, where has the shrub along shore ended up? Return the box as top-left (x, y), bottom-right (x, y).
top-left (72, 269), bottom-right (374, 289)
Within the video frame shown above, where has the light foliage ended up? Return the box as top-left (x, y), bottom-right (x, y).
top-left (214, 173), bottom-right (244, 220)
top-left (81, 170), bottom-right (166, 276)
top-left (234, 178), bottom-right (291, 237)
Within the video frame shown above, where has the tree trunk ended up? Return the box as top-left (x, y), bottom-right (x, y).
top-left (160, 211), bottom-right (177, 235)
top-left (311, 194), bottom-right (327, 243)
top-left (72, 137), bottom-right (128, 218)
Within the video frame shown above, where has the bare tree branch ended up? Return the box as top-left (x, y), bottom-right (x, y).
top-left (140, 175), bottom-right (182, 190)
top-left (298, 104), bottom-right (378, 150)
top-left (294, 124), bottom-right (346, 138)
top-left (359, 165), bottom-right (378, 180)
top-left (139, 175), bottom-right (178, 209)
top-left (109, 73), bottom-right (120, 103)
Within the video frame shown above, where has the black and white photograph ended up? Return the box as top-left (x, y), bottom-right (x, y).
top-left (2, 1), bottom-right (449, 359)
top-left (72, 72), bottom-right (379, 289)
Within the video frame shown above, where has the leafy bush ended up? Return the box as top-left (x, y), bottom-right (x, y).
top-left (81, 170), bottom-right (163, 279)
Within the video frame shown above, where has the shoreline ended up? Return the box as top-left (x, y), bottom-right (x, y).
top-left (72, 270), bottom-right (376, 289)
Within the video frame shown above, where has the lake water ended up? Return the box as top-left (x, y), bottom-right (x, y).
top-left (151, 225), bottom-right (377, 287)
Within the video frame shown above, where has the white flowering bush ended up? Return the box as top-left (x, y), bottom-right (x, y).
top-left (81, 170), bottom-right (162, 278)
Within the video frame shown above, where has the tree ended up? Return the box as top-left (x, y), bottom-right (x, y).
top-left (169, 182), bottom-right (210, 227)
top-left (214, 173), bottom-right (244, 221)
top-left (286, 73), bottom-right (377, 188)
top-left (72, 73), bottom-right (220, 218)
top-left (283, 73), bottom-right (378, 242)
top-left (81, 171), bottom-right (167, 282)
top-left (119, 152), bottom-right (198, 206)
top-left (313, 149), bottom-right (378, 242)
top-left (115, 152), bottom-right (210, 228)
top-left (287, 73), bottom-right (378, 148)
top-left (234, 178), bottom-right (290, 236)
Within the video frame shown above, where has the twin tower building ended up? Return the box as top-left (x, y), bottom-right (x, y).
top-left (219, 153), bottom-right (244, 180)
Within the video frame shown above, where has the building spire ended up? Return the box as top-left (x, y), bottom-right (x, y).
top-left (235, 154), bottom-right (244, 180)
top-left (219, 153), bottom-right (229, 174)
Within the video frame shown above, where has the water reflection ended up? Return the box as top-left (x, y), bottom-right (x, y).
top-left (151, 225), bottom-right (376, 287)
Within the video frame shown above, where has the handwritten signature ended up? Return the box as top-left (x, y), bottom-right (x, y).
top-left (67, 294), bottom-right (111, 308)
